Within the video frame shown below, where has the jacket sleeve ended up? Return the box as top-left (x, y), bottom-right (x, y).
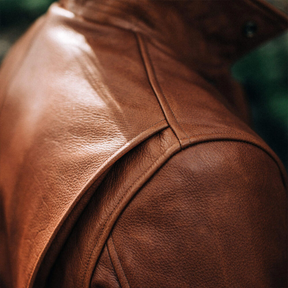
top-left (91, 140), bottom-right (287, 288)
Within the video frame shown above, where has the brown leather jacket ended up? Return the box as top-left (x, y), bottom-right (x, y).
top-left (0, 0), bottom-right (287, 287)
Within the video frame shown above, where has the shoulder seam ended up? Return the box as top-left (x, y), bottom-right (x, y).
top-left (135, 32), bottom-right (191, 149)
top-left (107, 236), bottom-right (131, 288)
top-left (80, 138), bottom-right (180, 287)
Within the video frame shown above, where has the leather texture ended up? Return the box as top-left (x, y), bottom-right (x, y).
top-left (0, 1), bottom-right (287, 287)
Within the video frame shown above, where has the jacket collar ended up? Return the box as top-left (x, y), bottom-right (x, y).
top-left (59, 0), bottom-right (288, 77)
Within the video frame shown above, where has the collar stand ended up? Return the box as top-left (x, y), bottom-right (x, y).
top-left (60, 0), bottom-right (288, 77)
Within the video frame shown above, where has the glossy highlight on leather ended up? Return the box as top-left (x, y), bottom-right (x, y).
top-left (0, 1), bottom-right (287, 287)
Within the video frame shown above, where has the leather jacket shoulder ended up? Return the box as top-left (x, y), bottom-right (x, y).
top-left (0, 1), bottom-right (287, 287)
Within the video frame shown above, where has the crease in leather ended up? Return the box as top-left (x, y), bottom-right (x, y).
top-left (107, 236), bottom-right (131, 288)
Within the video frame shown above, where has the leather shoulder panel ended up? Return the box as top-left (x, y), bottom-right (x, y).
top-left (45, 128), bottom-right (180, 287)
top-left (0, 4), bottom-right (286, 288)
top-left (108, 140), bottom-right (287, 287)
top-left (138, 35), bottom-right (287, 185)
top-left (0, 5), bottom-right (167, 287)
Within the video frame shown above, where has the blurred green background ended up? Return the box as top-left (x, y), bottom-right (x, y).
top-left (0, 0), bottom-right (287, 169)
top-left (232, 33), bottom-right (288, 170)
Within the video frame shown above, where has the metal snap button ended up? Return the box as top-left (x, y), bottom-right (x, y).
top-left (243, 21), bottom-right (257, 38)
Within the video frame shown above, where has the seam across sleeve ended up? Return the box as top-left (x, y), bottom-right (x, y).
top-left (107, 140), bottom-right (287, 288)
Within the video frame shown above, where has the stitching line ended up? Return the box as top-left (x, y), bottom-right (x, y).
top-left (109, 236), bottom-right (131, 288)
top-left (82, 143), bottom-right (178, 287)
top-left (136, 32), bottom-right (190, 143)
top-left (82, 150), bottom-right (169, 287)
top-left (141, 35), bottom-right (191, 143)
top-left (135, 32), bottom-right (191, 147)
top-left (106, 243), bottom-right (123, 288)
top-left (27, 118), bottom-right (167, 287)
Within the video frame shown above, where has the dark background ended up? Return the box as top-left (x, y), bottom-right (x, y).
top-left (1, 0), bottom-right (287, 169)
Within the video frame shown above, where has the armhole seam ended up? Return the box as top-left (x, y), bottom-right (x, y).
top-left (107, 235), bottom-right (131, 288)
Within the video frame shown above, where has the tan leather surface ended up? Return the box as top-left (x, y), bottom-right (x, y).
top-left (93, 141), bottom-right (287, 288)
top-left (45, 128), bottom-right (180, 287)
top-left (0, 1), bottom-right (287, 287)
top-left (92, 244), bottom-right (121, 288)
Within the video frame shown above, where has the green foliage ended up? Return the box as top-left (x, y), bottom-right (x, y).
top-left (1, 0), bottom-right (54, 12)
top-left (232, 33), bottom-right (288, 167)
top-left (0, 0), bottom-right (55, 25)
